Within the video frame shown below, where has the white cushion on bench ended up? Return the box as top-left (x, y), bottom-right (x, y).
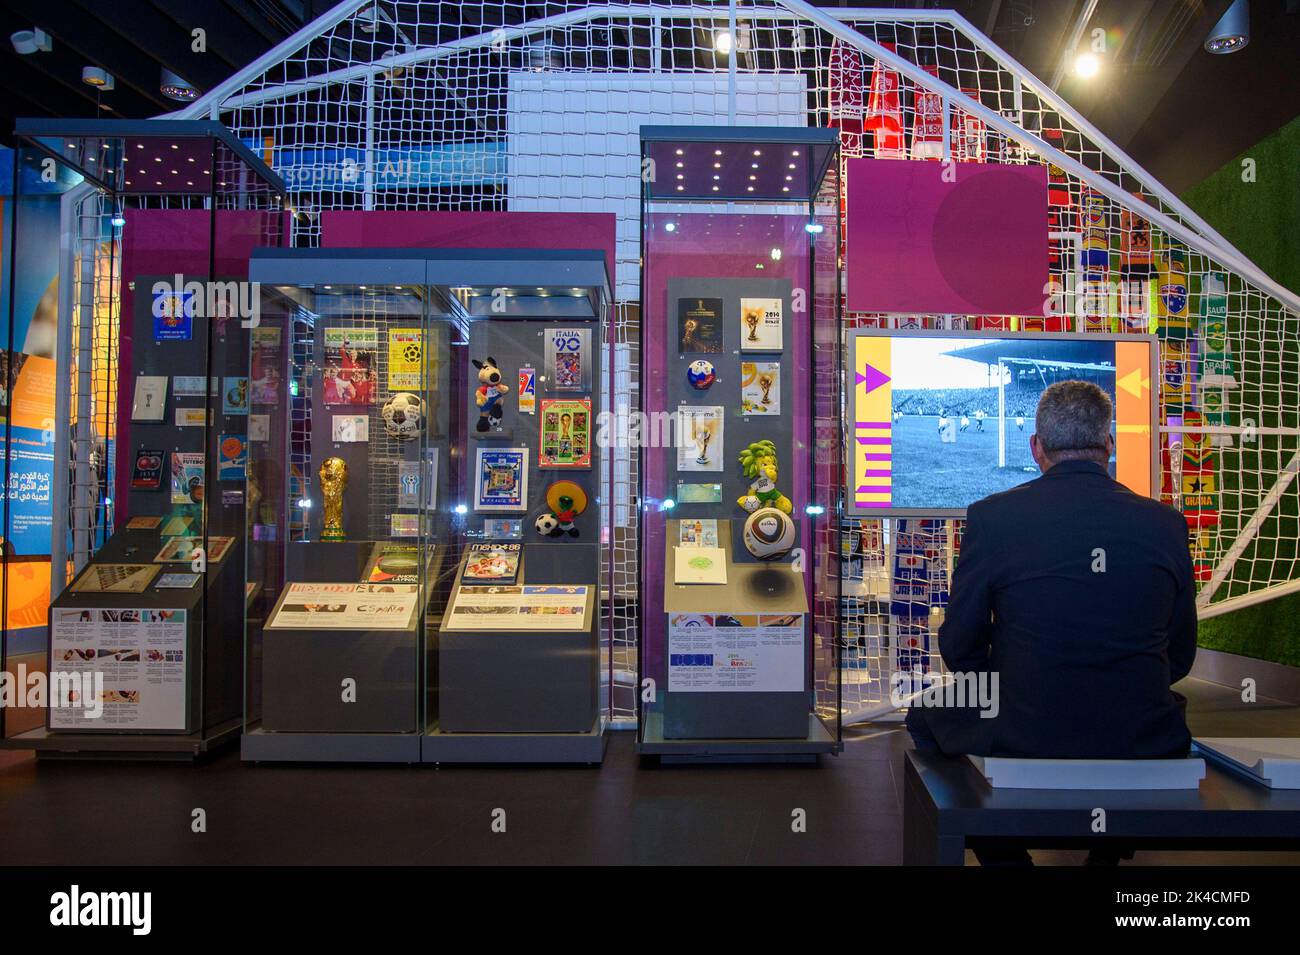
top-left (966, 755), bottom-right (1206, 790)
top-left (1193, 738), bottom-right (1300, 789)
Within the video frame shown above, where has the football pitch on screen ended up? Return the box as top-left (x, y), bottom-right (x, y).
top-left (890, 415), bottom-right (1045, 510)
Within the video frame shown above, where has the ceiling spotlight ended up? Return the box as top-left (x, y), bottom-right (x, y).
top-left (1072, 52), bottom-right (1100, 79)
top-left (714, 30), bottom-right (733, 55)
top-left (81, 66), bottom-right (114, 90)
top-left (160, 68), bottom-right (198, 101)
top-left (1206, 0), bottom-right (1250, 53)
top-left (10, 28), bottom-right (52, 54)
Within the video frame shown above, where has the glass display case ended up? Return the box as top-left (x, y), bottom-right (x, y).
top-left (244, 248), bottom-right (611, 763)
top-left (637, 126), bottom-right (843, 760)
top-left (1, 119), bottom-right (286, 757)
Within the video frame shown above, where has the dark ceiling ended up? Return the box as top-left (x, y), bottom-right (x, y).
top-left (1, 0), bottom-right (1296, 193)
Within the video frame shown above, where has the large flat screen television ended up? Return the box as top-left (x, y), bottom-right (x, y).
top-left (846, 330), bottom-right (1159, 516)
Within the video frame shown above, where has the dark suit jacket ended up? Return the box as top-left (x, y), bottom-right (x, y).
top-left (919, 459), bottom-right (1197, 758)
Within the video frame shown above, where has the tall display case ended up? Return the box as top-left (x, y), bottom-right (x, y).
top-left (637, 127), bottom-right (843, 760)
top-left (243, 248), bottom-right (611, 763)
top-left (1, 119), bottom-right (286, 758)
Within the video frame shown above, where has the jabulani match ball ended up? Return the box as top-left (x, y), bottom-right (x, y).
top-left (534, 512), bottom-right (560, 536)
top-left (381, 392), bottom-right (425, 441)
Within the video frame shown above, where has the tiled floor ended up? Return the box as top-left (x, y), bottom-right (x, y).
top-left (0, 678), bottom-right (1295, 865)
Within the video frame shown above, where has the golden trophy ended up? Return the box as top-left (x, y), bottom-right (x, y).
top-left (319, 456), bottom-right (348, 542)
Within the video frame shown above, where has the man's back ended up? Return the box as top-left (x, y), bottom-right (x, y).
top-left (937, 459), bottom-right (1197, 758)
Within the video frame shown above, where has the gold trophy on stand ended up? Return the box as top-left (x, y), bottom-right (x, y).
top-left (319, 456), bottom-right (348, 542)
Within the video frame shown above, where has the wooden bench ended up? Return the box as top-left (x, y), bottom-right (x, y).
top-left (903, 749), bottom-right (1300, 865)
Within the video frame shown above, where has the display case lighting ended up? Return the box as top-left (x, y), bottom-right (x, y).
top-left (663, 222), bottom-right (676, 232)
top-left (454, 504), bottom-right (469, 515)
top-left (805, 504), bottom-right (825, 516)
top-left (804, 222), bottom-right (824, 234)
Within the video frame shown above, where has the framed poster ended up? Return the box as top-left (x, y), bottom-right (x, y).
top-left (740, 297), bottom-right (784, 352)
top-left (130, 449), bottom-right (165, 490)
top-left (249, 327), bottom-right (282, 403)
top-left (677, 406), bottom-right (724, 472)
top-left (131, 376), bottom-right (168, 422)
top-left (474, 447), bottom-right (528, 512)
top-left (322, 328), bottom-right (379, 405)
top-left (387, 327), bottom-right (426, 389)
top-left (544, 328), bottom-right (591, 392)
top-left (538, 398), bottom-right (592, 469)
top-left (218, 434), bottom-right (247, 480)
top-left (222, 377), bottom-right (249, 415)
top-left (740, 361), bottom-right (781, 415)
top-left (678, 297), bottom-right (723, 353)
top-left (170, 452), bottom-right (205, 504)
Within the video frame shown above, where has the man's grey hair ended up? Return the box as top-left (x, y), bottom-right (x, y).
top-left (1035, 380), bottom-right (1113, 462)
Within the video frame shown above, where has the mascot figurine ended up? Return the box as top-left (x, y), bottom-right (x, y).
top-left (472, 356), bottom-right (509, 432)
top-left (737, 440), bottom-right (793, 514)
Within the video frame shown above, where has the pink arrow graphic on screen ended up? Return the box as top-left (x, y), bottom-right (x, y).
top-left (856, 364), bottom-right (890, 393)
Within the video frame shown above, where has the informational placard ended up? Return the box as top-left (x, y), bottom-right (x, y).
top-left (266, 583), bottom-right (419, 631)
top-left (49, 608), bottom-right (188, 730)
top-left (445, 585), bottom-right (590, 631)
top-left (667, 612), bottom-right (804, 692)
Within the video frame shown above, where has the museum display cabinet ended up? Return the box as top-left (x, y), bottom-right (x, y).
top-left (243, 248), bottom-right (611, 763)
top-left (1, 119), bottom-right (286, 758)
top-left (636, 126), bottom-right (844, 760)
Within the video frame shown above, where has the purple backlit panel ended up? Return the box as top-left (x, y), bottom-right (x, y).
top-left (846, 158), bottom-right (1048, 316)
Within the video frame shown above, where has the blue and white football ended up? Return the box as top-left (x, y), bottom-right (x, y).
top-left (687, 359), bottom-right (716, 390)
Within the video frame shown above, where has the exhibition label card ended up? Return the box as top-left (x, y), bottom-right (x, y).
top-left (131, 376), bottom-right (168, 422)
top-left (740, 361), bottom-right (781, 415)
top-left (445, 585), bottom-right (590, 632)
top-left (50, 607), bottom-right (188, 730)
top-left (125, 516), bottom-right (163, 530)
top-left (667, 613), bottom-right (804, 692)
top-left (391, 514), bottom-right (420, 538)
top-left (268, 583), bottom-right (419, 631)
top-left (739, 297), bottom-right (783, 352)
top-left (677, 406), bottom-right (724, 472)
top-left (156, 573), bottom-right (202, 589)
top-left (175, 407), bottom-right (207, 427)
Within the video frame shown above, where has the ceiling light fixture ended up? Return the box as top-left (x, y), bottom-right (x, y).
top-left (1072, 52), bottom-right (1100, 79)
top-left (10, 28), bottom-right (52, 54)
top-left (81, 66), bottom-right (114, 90)
top-left (1205, 0), bottom-right (1250, 53)
top-left (160, 68), bottom-right (198, 101)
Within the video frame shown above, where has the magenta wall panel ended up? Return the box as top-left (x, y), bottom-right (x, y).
top-left (845, 158), bottom-right (1049, 316)
top-left (322, 210), bottom-right (617, 283)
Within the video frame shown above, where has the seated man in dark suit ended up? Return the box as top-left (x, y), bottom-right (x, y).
top-left (907, 381), bottom-right (1197, 863)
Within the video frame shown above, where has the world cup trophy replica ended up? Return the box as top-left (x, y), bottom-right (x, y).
top-left (319, 456), bottom-right (348, 542)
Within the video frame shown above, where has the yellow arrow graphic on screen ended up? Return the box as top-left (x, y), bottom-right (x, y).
top-left (1118, 368), bottom-right (1151, 398)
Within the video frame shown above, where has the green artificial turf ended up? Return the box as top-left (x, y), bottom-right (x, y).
top-left (1181, 114), bottom-right (1300, 665)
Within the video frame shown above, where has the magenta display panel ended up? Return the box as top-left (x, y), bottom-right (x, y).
top-left (845, 158), bottom-right (1049, 316)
